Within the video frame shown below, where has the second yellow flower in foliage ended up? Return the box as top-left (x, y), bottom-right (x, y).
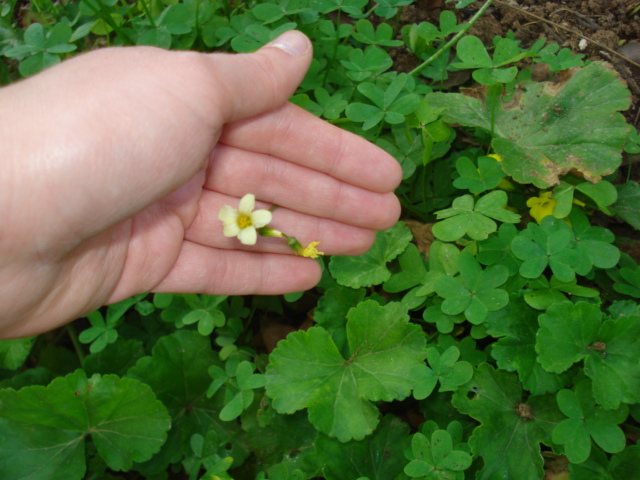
top-left (527, 191), bottom-right (557, 224)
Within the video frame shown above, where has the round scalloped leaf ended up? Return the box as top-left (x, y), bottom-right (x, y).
top-left (266, 301), bottom-right (426, 442)
top-left (329, 222), bottom-right (412, 288)
top-left (427, 62), bottom-right (631, 187)
top-left (0, 370), bottom-right (170, 479)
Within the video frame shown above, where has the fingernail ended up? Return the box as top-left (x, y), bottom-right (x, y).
top-left (265, 30), bottom-right (310, 56)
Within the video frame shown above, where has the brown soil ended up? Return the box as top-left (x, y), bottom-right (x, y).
top-left (393, 0), bottom-right (640, 126)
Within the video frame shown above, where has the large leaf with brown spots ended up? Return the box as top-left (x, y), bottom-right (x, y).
top-left (426, 62), bottom-right (630, 187)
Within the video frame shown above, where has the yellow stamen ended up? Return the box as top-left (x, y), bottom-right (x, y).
top-left (238, 214), bottom-right (252, 229)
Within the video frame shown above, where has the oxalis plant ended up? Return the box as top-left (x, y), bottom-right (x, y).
top-left (1, 0), bottom-right (640, 479)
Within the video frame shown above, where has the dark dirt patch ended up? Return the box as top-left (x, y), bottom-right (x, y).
top-left (393, 0), bottom-right (640, 124)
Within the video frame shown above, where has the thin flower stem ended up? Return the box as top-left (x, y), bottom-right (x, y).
top-left (408, 0), bottom-right (496, 77)
top-left (66, 324), bottom-right (85, 364)
top-left (138, 0), bottom-right (157, 28)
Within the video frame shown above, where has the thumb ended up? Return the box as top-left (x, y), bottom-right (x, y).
top-left (209, 30), bottom-right (313, 123)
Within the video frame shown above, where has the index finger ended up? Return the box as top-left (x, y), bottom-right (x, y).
top-left (218, 102), bottom-right (403, 194)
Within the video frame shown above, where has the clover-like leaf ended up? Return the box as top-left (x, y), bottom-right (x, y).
top-left (0, 369), bottom-right (170, 478)
top-left (352, 19), bottom-right (403, 47)
top-left (433, 190), bottom-right (520, 242)
top-left (568, 208), bottom-right (620, 270)
top-left (536, 301), bottom-right (640, 409)
top-left (313, 87), bottom-right (348, 120)
top-left (346, 73), bottom-right (420, 129)
top-left (511, 216), bottom-right (587, 282)
top-left (412, 346), bottom-right (473, 399)
top-left (535, 45), bottom-right (585, 73)
top-left (552, 380), bottom-right (628, 464)
top-left (208, 359), bottom-right (266, 422)
top-left (523, 274), bottom-right (598, 311)
top-left (422, 302), bottom-right (466, 334)
top-left (127, 331), bottom-right (245, 472)
top-left (266, 301), bottom-right (427, 441)
top-left (452, 364), bottom-right (563, 480)
top-left (415, 241), bottom-right (461, 297)
top-left (435, 252), bottom-right (509, 324)
top-left (453, 155), bottom-right (506, 194)
top-left (404, 429), bottom-right (472, 479)
top-left (476, 223), bottom-right (521, 276)
top-left (340, 45), bottom-right (393, 81)
top-left (180, 294), bottom-right (227, 336)
top-left (552, 180), bottom-right (617, 218)
top-left (613, 265), bottom-right (640, 298)
top-left (313, 0), bottom-right (368, 15)
top-left (78, 295), bottom-right (141, 353)
top-left (329, 222), bottom-right (412, 288)
top-left (426, 62), bottom-right (631, 187)
top-left (4, 22), bottom-right (77, 76)
top-left (452, 36), bottom-right (523, 85)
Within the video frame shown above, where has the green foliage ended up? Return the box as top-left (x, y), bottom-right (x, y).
top-left (432, 190), bottom-right (520, 242)
top-left (452, 364), bottom-right (563, 480)
top-left (427, 61), bottom-right (631, 187)
top-left (452, 35), bottom-right (526, 85)
top-left (552, 380), bottom-right (628, 464)
top-left (404, 427), bottom-right (472, 479)
top-left (346, 72), bottom-right (421, 129)
top-left (2, 0), bottom-right (640, 478)
top-left (613, 181), bottom-right (640, 230)
top-left (412, 346), bottom-right (473, 399)
top-left (0, 369), bottom-right (170, 478)
top-left (435, 251), bottom-right (509, 324)
top-left (536, 301), bottom-right (640, 409)
top-left (453, 155), bottom-right (506, 194)
top-left (535, 44), bottom-right (585, 73)
top-left (266, 301), bottom-right (427, 441)
top-left (310, 415), bottom-right (411, 480)
top-left (329, 221), bottom-right (412, 287)
top-left (511, 216), bottom-right (587, 282)
top-left (4, 22), bottom-right (77, 76)
top-left (78, 295), bottom-right (143, 353)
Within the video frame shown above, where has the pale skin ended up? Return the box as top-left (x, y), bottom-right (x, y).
top-left (0, 30), bottom-right (402, 339)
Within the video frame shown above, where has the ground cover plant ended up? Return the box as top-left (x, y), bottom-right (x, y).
top-left (1, 0), bottom-right (640, 478)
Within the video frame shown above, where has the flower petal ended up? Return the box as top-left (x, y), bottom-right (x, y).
top-left (250, 209), bottom-right (272, 228)
top-left (223, 223), bottom-right (241, 237)
top-left (238, 194), bottom-right (255, 215)
top-left (218, 205), bottom-right (239, 224)
top-left (238, 226), bottom-right (257, 245)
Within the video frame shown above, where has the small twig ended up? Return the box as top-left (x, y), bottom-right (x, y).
top-left (550, 8), bottom-right (600, 31)
top-left (494, 0), bottom-right (640, 70)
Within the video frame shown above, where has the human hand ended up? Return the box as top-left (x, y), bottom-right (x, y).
top-left (0, 31), bottom-right (402, 338)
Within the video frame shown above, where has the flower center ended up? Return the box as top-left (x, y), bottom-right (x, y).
top-left (238, 214), bottom-right (252, 229)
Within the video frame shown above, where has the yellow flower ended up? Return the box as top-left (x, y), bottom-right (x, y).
top-left (218, 194), bottom-right (272, 245)
top-left (487, 153), bottom-right (503, 162)
top-left (527, 191), bottom-right (557, 224)
top-left (300, 241), bottom-right (324, 258)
